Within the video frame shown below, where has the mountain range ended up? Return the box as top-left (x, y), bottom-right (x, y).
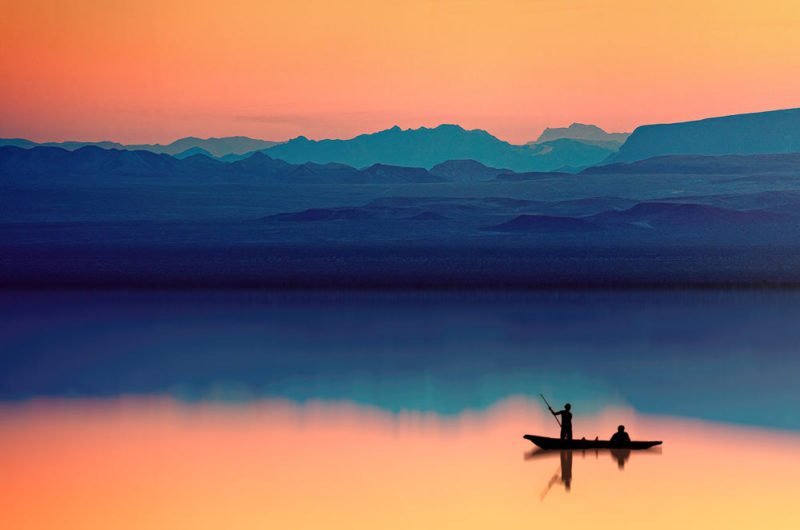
top-left (4, 106), bottom-right (800, 172)
top-left (259, 124), bottom-right (617, 172)
top-left (0, 126), bottom-right (621, 173)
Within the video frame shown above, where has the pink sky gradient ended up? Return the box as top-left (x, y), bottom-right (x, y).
top-left (1, 0), bottom-right (799, 144)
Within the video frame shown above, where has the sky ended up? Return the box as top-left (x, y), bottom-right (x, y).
top-left (1, 0), bottom-right (799, 144)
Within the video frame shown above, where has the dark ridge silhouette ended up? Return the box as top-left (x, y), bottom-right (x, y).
top-left (584, 152), bottom-right (800, 175)
top-left (610, 107), bottom-right (800, 163)
top-left (269, 207), bottom-right (377, 222)
top-left (0, 145), bottom-right (451, 184)
top-left (654, 190), bottom-right (800, 214)
top-left (291, 161), bottom-right (355, 173)
top-left (494, 170), bottom-right (572, 181)
top-left (361, 197), bottom-right (426, 208)
top-left (589, 202), bottom-right (786, 227)
top-left (0, 145), bottom-right (74, 174)
top-left (263, 195), bottom-right (796, 231)
top-left (545, 197), bottom-right (638, 216)
top-left (481, 197), bottom-right (542, 208)
top-left (486, 215), bottom-right (599, 232)
top-left (0, 145), bottom-right (208, 178)
top-left (405, 211), bottom-right (448, 221)
top-left (362, 196), bottom-right (539, 214)
top-left (284, 161), bottom-right (360, 182)
top-left (0, 136), bottom-right (281, 157)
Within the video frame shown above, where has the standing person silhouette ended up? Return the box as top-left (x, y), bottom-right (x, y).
top-left (549, 403), bottom-right (573, 440)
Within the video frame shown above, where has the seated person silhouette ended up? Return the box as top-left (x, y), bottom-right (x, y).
top-left (610, 425), bottom-right (631, 445)
top-left (550, 403), bottom-right (573, 440)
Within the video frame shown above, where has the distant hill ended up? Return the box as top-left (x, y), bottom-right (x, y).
top-left (0, 146), bottom-right (194, 178)
top-left (487, 215), bottom-right (599, 232)
top-left (227, 151), bottom-right (294, 176)
top-left (524, 139), bottom-right (617, 172)
top-left (0, 138), bottom-right (38, 149)
top-left (610, 108), bottom-right (800, 163)
top-left (494, 171), bottom-right (572, 181)
top-left (588, 202), bottom-right (784, 228)
top-left (355, 163), bottom-right (444, 184)
top-left (0, 138), bottom-right (125, 150)
top-left (174, 146), bottom-right (214, 159)
top-left (140, 136), bottom-right (281, 157)
top-left (485, 202), bottom-right (785, 234)
top-left (429, 159), bottom-right (513, 181)
top-left (533, 123), bottom-right (629, 146)
top-left (263, 124), bottom-right (617, 172)
top-left (0, 136), bottom-right (281, 158)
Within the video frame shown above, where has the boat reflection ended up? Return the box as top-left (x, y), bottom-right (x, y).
top-left (525, 446), bottom-right (662, 500)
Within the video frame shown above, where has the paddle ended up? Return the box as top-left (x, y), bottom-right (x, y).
top-left (540, 465), bottom-right (561, 502)
top-left (540, 393), bottom-right (561, 427)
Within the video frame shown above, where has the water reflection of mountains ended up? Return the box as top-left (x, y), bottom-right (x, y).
top-left (525, 447), bottom-right (662, 500)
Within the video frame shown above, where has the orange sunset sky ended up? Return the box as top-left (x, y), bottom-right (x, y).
top-left (1, 0), bottom-right (799, 144)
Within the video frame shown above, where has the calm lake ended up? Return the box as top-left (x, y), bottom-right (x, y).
top-left (1, 290), bottom-right (799, 529)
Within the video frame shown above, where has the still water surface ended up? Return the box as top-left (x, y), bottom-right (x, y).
top-left (1, 291), bottom-right (799, 528)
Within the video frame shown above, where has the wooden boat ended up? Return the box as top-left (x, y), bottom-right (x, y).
top-left (524, 434), bottom-right (662, 450)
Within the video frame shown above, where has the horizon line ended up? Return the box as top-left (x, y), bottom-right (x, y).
top-left (4, 105), bottom-right (799, 147)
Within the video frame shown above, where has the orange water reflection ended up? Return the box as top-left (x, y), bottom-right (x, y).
top-left (1, 398), bottom-right (798, 530)
top-left (526, 447), bottom-right (662, 500)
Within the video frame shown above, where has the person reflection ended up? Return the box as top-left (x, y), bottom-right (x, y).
top-left (610, 448), bottom-right (631, 469)
top-left (560, 450), bottom-right (572, 489)
top-left (546, 450), bottom-right (573, 493)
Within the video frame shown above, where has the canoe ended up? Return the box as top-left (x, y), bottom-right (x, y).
top-left (524, 434), bottom-right (662, 450)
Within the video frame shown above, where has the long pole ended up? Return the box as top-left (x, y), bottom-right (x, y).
top-left (540, 393), bottom-right (561, 427)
